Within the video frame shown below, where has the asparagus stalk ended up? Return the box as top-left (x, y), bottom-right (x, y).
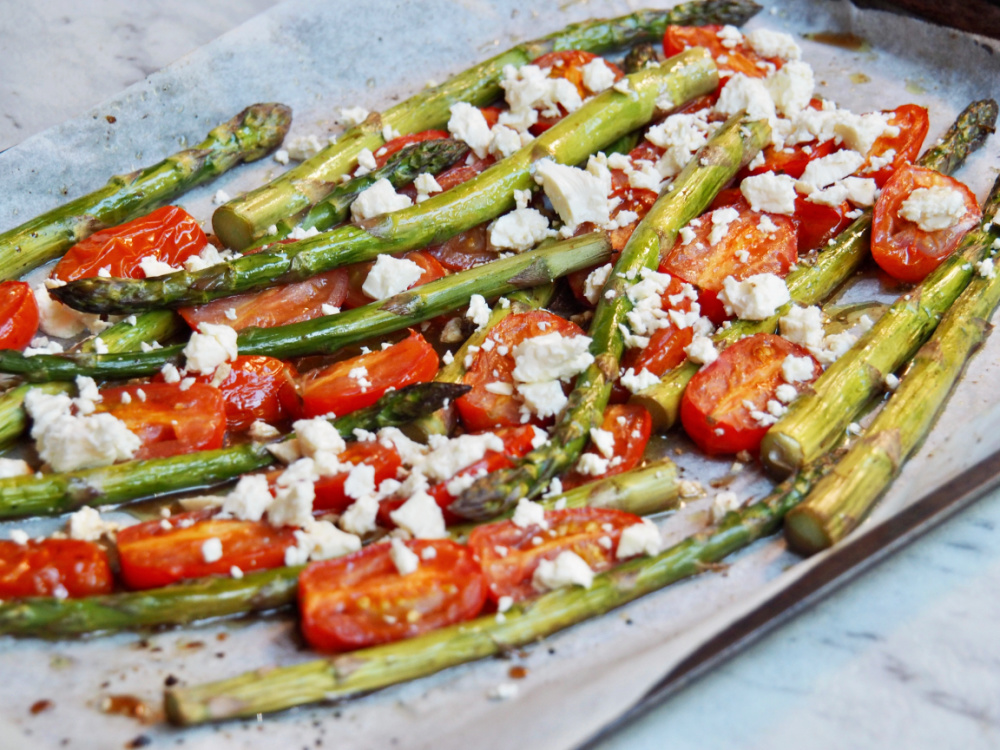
top-left (54, 52), bottom-right (718, 314)
top-left (164, 461), bottom-right (818, 726)
top-left (77, 310), bottom-right (184, 354)
top-left (0, 459), bottom-right (676, 638)
top-left (406, 284), bottom-right (555, 441)
top-left (630, 99), bottom-right (999, 428)
top-left (0, 233), bottom-right (615, 381)
top-left (242, 138), bottom-right (470, 252)
top-left (0, 382), bottom-right (466, 519)
top-left (785, 215), bottom-right (1000, 553)
top-left (761, 174), bottom-right (1000, 479)
top-left (0, 104), bottom-right (292, 281)
top-left (212, 1), bottom-right (761, 250)
top-left (450, 114), bottom-right (770, 521)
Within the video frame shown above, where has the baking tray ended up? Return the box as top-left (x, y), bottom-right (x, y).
top-left (1, 1), bottom-right (1000, 748)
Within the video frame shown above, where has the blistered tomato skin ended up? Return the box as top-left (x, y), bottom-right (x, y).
top-left (0, 539), bottom-right (113, 599)
top-left (561, 405), bottom-right (652, 490)
top-left (0, 281), bottom-right (40, 351)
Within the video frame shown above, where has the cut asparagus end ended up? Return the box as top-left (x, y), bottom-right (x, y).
top-left (783, 504), bottom-right (837, 555)
top-left (760, 431), bottom-right (803, 480)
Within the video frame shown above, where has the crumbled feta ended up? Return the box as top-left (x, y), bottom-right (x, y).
top-left (709, 207), bottom-right (740, 246)
top-left (389, 538), bottom-right (421, 576)
top-left (293, 418), bottom-right (346, 458)
top-left (490, 207), bottom-right (551, 251)
top-left (488, 682), bottom-right (520, 701)
top-left (268, 479), bottom-right (316, 528)
top-left (833, 111), bottom-right (899, 156)
top-left (466, 293), bottom-right (491, 330)
top-left (138, 255), bottom-right (179, 278)
top-left (218, 474), bottom-right (274, 522)
top-left (273, 149), bottom-right (289, 165)
top-left (977, 257), bottom-right (995, 278)
top-left (287, 225), bottom-right (321, 241)
top-left (499, 63), bottom-right (582, 133)
top-left (715, 74), bottom-right (776, 124)
top-left (9, 529), bottom-right (29, 545)
top-left (414, 172), bottom-right (443, 202)
top-left (339, 495), bottom-right (380, 536)
top-left (711, 491), bottom-right (741, 523)
top-left (616, 519), bottom-right (662, 559)
top-left (0, 457), bottom-right (31, 478)
top-left (532, 550), bottom-right (595, 591)
top-left (619, 367), bottom-right (659, 394)
top-left (764, 60), bottom-right (814, 116)
top-left (583, 263), bottom-right (613, 305)
top-left (182, 245), bottom-right (236, 273)
top-left (213, 189), bottom-right (231, 205)
top-left (512, 332), bottom-right (594, 383)
top-left (356, 148), bottom-right (378, 173)
top-left (758, 215), bottom-right (779, 234)
top-left (646, 111), bottom-right (717, 178)
top-left (287, 521), bottom-right (361, 565)
top-left (512, 498), bottom-right (548, 529)
top-left (183, 322), bottom-right (238, 375)
top-left (779, 305), bottom-right (826, 350)
top-left (68, 506), bottom-right (119, 541)
top-left (740, 172), bottom-right (797, 215)
top-left (685, 335), bottom-right (719, 366)
top-left (33, 285), bottom-right (102, 339)
top-left (533, 158), bottom-right (610, 231)
top-left (899, 185), bottom-right (968, 232)
top-left (746, 28), bottom-right (802, 60)
top-left (361, 254), bottom-right (424, 300)
top-left (488, 124), bottom-right (525, 159)
top-left (575, 452), bottom-right (609, 476)
top-left (517, 381), bottom-right (568, 418)
top-left (581, 58), bottom-right (617, 92)
top-left (160, 363), bottom-right (181, 384)
top-left (782, 354), bottom-right (815, 383)
top-left (448, 102), bottom-right (492, 158)
top-left (842, 177), bottom-right (877, 207)
top-left (589, 427), bottom-right (616, 459)
top-left (389, 491), bottom-right (447, 539)
top-left (340, 106), bottom-right (370, 126)
top-left (716, 25), bottom-right (744, 49)
top-left (201, 538), bottom-right (223, 564)
top-left (718, 273), bottom-right (790, 319)
top-left (287, 134), bottom-right (325, 161)
top-left (797, 150), bottom-right (865, 192)
top-left (775, 383), bottom-right (799, 403)
top-left (351, 178), bottom-right (413, 221)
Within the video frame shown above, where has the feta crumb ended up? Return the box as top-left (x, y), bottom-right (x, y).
top-left (292, 418), bottom-right (346, 458)
top-left (718, 274), bottom-right (790, 320)
top-left (137, 255), bottom-right (179, 278)
top-left (533, 550), bottom-right (595, 591)
top-left (746, 28), bottom-right (801, 60)
top-left (160, 362), bottom-right (181, 384)
top-left (782, 354), bottom-right (815, 383)
top-left (763, 60), bottom-right (814, 116)
top-left (183, 322), bottom-right (238, 375)
top-left (715, 74), bottom-right (776, 125)
top-left (414, 172), bottom-right (443, 202)
top-left (779, 305), bottom-right (825, 350)
top-left (575, 452), bottom-right (609, 476)
top-left (512, 498), bottom-right (548, 529)
top-left (9, 529), bottom-right (29, 545)
top-left (581, 58), bottom-right (617, 92)
top-left (212, 189), bottom-right (231, 205)
top-left (619, 367), bottom-right (659, 394)
top-left (68, 506), bottom-right (119, 541)
top-left (589, 427), bottom-right (616, 459)
top-left (340, 106), bottom-right (370, 126)
top-left (389, 492), bottom-right (447, 539)
top-left (448, 102), bottom-right (492, 158)
top-left (616, 518), bottom-right (662, 559)
top-left (273, 149), bottom-right (289, 165)
top-left (885, 373), bottom-right (901, 390)
top-left (488, 682), bottom-right (519, 701)
top-left (741, 172), bottom-right (798, 215)
top-left (219, 474), bottom-right (273, 522)
top-left (201, 537), bottom-right (223, 564)
top-left (351, 178), bottom-right (413, 221)
top-left (465, 293), bottom-right (491, 330)
top-left (899, 185), bottom-right (969, 232)
top-left (533, 158), bottom-right (610, 231)
top-left (798, 150), bottom-right (865, 192)
top-left (490, 208), bottom-right (551, 251)
top-left (361, 254), bottom-right (424, 300)
top-left (0, 457), bottom-right (31, 478)
top-left (711, 491), bottom-right (741, 523)
top-left (583, 263), bottom-right (613, 305)
top-left (389, 538), bottom-right (420, 575)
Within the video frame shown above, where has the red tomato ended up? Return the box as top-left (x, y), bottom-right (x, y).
top-left (426, 222), bottom-right (499, 271)
top-left (116, 509), bottom-right (297, 589)
top-left (456, 310), bottom-right (587, 431)
top-left (794, 196), bottom-right (853, 254)
top-left (680, 333), bottom-right (820, 455)
top-left (156, 356), bottom-right (301, 432)
top-left (620, 272), bottom-right (695, 377)
top-left (299, 539), bottom-right (487, 651)
top-left (51, 205), bottom-right (207, 282)
top-left (0, 539), bottom-right (112, 599)
top-left (300, 330), bottom-right (439, 418)
top-left (179, 269), bottom-right (349, 331)
top-left (96, 383), bottom-right (227, 459)
top-left (742, 139), bottom-right (838, 180)
top-left (562, 405), bottom-right (652, 490)
top-left (660, 205), bottom-right (798, 324)
top-left (872, 165), bottom-right (982, 283)
top-left (663, 25), bottom-right (778, 84)
top-left (374, 129), bottom-right (450, 169)
top-left (433, 155), bottom-right (495, 193)
top-left (468, 507), bottom-right (642, 603)
top-left (529, 51), bottom-right (624, 134)
top-left (310, 441), bottom-right (403, 514)
top-left (861, 104), bottom-right (929, 187)
top-left (342, 251), bottom-right (447, 309)
top-left (378, 425), bottom-right (538, 526)
top-left (0, 281), bottom-right (39, 351)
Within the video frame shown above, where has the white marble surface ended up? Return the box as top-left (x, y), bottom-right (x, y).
top-left (3, 2), bottom-right (1000, 749)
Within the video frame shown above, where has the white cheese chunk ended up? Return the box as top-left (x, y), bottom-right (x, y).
top-left (532, 550), bottom-right (594, 591)
top-left (779, 305), bottom-right (826, 350)
top-left (220, 474), bottom-right (274, 522)
top-left (715, 74), bottom-right (776, 124)
top-left (490, 208), bottom-right (551, 251)
top-left (512, 498), bottom-right (548, 529)
top-left (340, 106), bottom-right (370, 126)
top-left (0, 457), bottom-right (31, 478)
top-left (448, 102), bottom-right (492, 159)
top-left (746, 29), bottom-right (802, 60)
top-left (512, 332), bottom-right (594, 383)
top-left (781, 354), bottom-right (815, 383)
top-left (711, 490), bottom-right (741, 523)
top-left (389, 491), bottom-right (448, 539)
top-left (201, 538), bottom-right (223, 564)
top-left (583, 263), bottom-right (613, 305)
top-left (517, 381), bottom-right (567, 418)
top-left (619, 367), bottom-right (659, 394)
top-left (351, 178), bottom-right (413, 221)
top-left (390, 538), bottom-right (420, 575)
top-left (798, 150), bottom-right (865, 192)
top-left (581, 58), bottom-right (617, 92)
top-left (466, 293), bottom-right (491, 329)
top-left (764, 60), bottom-right (813, 116)
top-left (292, 418), bottom-right (347, 458)
top-left (68, 506), bottom-right (119, 541)
top-left (361, 254), bottom-right (424, 300)
top-left (183, 322), bottom-right (238, 375)
top-left (138, 255), bottom-right (179, 278)
top-left (533, 158), bottom-right (610, 231)
top-left (718, 273), bottom-right (790, 320)
top-left (740, 172), bottom-right (798, 215)
top-left (898, 185), bottom-right (968, 232)
top-left (685, 335), bottom-right (719, 366)
top-left (616, 518), bottom-right (662, 559)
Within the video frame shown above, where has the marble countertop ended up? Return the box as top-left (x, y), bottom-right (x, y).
top-left (2, 2), bottom-right (1000, 748)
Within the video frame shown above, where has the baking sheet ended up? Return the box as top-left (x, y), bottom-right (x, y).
top-left (2, 1), bottom-right (1000, 748)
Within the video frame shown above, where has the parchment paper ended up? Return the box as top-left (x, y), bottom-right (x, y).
top-left (1, 1), bottom-right (1000, 748)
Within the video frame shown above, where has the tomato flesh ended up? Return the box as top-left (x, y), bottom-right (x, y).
top-left (561, 405), bottom-right (652, 490)
top-left (96, 383), bottom-right (227, 459)
top-left (528, 51), bottom-right (624, 134)
top-left (680, 333), bottom-right (820, 455)
top-left (456, 311), bottom-right (587, 431)
top-left (468, 507), bottom-right (643, 603)
top-left (663, 25), bottom-right (778, 95)
top-left (862, 104), bottom-right (929, 188)
top-left (300, 330), bottom-right (439, 418)
top-left (299, 539), bottom-right (487, 651)
top-left (620, 272), bottom-right (695, 377)
top-left (426, 222), bottom-right (499, 272)
top-left (0, 539), bottom-right (112, 599)
top-left (116, 509), bottom-right (297, 589)
top-left (52, 205), bottom-right (207, 282)
top-left (872, 164), bottom-right (982, 283)
top-left (0, 281), bottom-right (40, 351)
top-left (308, 441), bottom-right (403, 514)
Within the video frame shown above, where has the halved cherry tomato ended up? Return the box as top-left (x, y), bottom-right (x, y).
top-left (529, 51), bottom-right (624, 134)
top-left (309, 441), bottom-right (403, 514)
top-left (0, 281), bottom-right (39, 351)
top-left (620, 272), bottom-right (695, 377)
top-left (456, 311), bottom-right (587, 431)
top-left (96, 383), bottom-right (227, 459)
top-left (680, 333), bottom-right (819, 455)
top-left (0, 539), bottom-right (112, 599)
top-left (660, 205), bottom-right (798, 324)
top-left (378, 425), bottom-right (538, 526)
top-left (794, 196), bottom-right (853, 254)
top-left (343, 251), bottom-right (447, 309)
top-left (741, 138), bottom-right (838, 180)
top-left (116, 509), bottom-right (297, 589)
top-left (51, 205), bottom-right (207, 282)
top-left (562, 405), bottom-right (652, 490)
top-left (468, 507), bottom-right (642, 603)
top-left (300, 330), bottom-right (439, 418)
top-left (299, 539), bottom-right (487, 651)
top-left (426, 222), bottom-right (498, 271)
top-left (861, 104), bottom-right (929, 188)
top-left (374, 129), bottom-right (450, 169)
top-left (155, 356), bottom-right (301, 432)
top-left (872, 164), bottom-right (982, 283)
top-left (663, 25), bottom-right (778, 88)
top-left (179, 268), bottom-right (350, 331)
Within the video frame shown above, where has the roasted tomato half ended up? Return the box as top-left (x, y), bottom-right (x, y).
top-left (561, 404), bottom-right (652, 490)
top-left (0, 281), bottom-right (39, 351)
top-left (0, 539), bottom-right (113, 599)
